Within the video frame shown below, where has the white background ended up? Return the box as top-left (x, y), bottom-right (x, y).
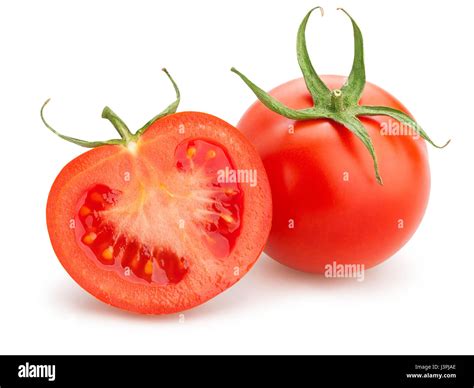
top-left (0, 0), bottom-right (472, 355)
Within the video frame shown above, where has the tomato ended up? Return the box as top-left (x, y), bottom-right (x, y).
top-left (43, 70), bottom-right (271, 314)
top-left (232, 8), bottom-right (448, 273)
top-left (237, 75), bottom-right (429, 272)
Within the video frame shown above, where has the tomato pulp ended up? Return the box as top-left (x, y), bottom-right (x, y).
top-left (46, 111), bottom-right (271, 314)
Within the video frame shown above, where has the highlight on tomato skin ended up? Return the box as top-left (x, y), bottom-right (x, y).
top-left (43, 70), bottom-right (272, 315)
top-left (232, 8), bottom-right (449, 274)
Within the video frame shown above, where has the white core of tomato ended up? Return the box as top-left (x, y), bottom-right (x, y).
top-left (127, 141), bottom-right (138, 154)
top-left (99, 167), bottom-right (222, 260)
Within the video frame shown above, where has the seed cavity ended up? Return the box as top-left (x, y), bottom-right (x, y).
top-left (89, 192), bottom-right (103, 203)
top-left (75, 184), bottom-right (189, 285)
top-left (175, 139), bottom-right (244, 258)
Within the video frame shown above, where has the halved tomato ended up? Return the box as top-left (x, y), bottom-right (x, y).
top-left (43, 70), bottom-right (271, 314)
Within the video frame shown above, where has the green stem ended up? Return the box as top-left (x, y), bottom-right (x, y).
top-left (331, 89), bottom-right (344, 112)
top-left (101, 106), bottom-right (135, 143)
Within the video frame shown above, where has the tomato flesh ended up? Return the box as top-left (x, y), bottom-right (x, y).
top-left (47, 112), bottom-right (271, 314)
top-left (74, 138), bottom-right (244, 285)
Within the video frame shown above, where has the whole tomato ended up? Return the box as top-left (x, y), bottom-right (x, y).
top-left (232, 8), bottom-right (448, 273)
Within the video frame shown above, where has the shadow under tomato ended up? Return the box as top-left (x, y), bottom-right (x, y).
top-left (50, 283), bottom-right (181, 322)
top-left (246, 252), bottom-right (415, 293)
top-left (50, 274), bottom-right (259, 322)
top-left (51, 251), bottom-right (414, 320)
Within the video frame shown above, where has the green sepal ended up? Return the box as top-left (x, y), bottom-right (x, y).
top-left (297, 7), bottom-right (331, 106)
top-left (136, 68), bottom-right (181, 136)
top-left (333, 113), bottom-right (382, 184)
top-left (231, 67), bottom-right (326, 120)
top-left (41, 99), bottom-right (124, 148)
top-left (338, 8), bottom-right (366, 105)
top-left (355, 105), bottom-right (451, 149)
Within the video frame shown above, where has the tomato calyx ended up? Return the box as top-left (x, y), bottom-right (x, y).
top-left (40, 68), bottom-right (180, 148)
top-left (232, 7), bottom-right (450, 184)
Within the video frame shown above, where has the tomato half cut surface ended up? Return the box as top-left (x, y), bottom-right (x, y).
top-left (46, 112), bottom-right (272, 314)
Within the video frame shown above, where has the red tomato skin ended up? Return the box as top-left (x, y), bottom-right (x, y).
top-left (237, 75), bottom-right (430, 273)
